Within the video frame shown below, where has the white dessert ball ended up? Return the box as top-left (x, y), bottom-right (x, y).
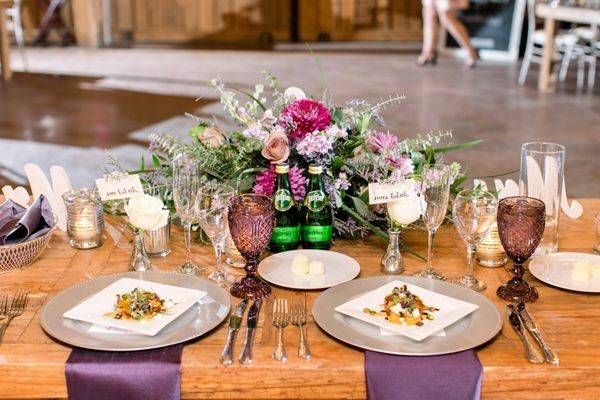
top-left (291, 255), bottom-right (309, 275)
top-left (571, 260), bottom-right (591, 282)
top-left (308, 260), bottom-right (325, 276)
top-left (591, 263), bottom-right (600, 279)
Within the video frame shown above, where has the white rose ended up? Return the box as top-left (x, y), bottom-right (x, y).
top-left (284, 87), bottom-right (306, 101)
top-left (125, 194), bottom-right (169, 231)
top-left (387, 191), bottom-right (422, 228)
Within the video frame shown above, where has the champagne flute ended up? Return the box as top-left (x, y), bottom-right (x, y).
top-left (172, 153), bottom-right (203, 275)
top-left (415, 164), bottom-right (451, 280)
top-left (196, 184), bottom-right (235, 287)
top-left (452, 190), bottom-right (498, 291)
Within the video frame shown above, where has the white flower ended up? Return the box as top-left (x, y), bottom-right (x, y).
top-left (284, 87), bottom-right (306, 101)
top-left (386, 184), bottom-right (421, 228)
top-left (125, 194), bottom-right (169, 231)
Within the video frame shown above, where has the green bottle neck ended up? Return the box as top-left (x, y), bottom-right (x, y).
top-left (307, 173), bottom-right (325, 193)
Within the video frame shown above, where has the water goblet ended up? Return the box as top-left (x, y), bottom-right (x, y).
top-left (196, 184), bottom-right (236, 287)
top-left (452, 190), bottom-right (498, 291)
top-left (228, 194), bottom-right (274, 300)
top-left (172, 153), bottom-right (203, 275)
top-left (414, 164), bottom-right (451, 280)
top-left (496, 196), bottom-right (546, 303)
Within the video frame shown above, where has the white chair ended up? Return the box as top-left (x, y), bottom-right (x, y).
top-left (518, 0), bottom-right (579, 85)
top-left (4, 0), bottom-right (28, 71)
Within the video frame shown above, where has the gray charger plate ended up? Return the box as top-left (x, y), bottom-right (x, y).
top-left (40, 271), bottom-right (231, 351)
top-left (313, 275), bottom-right (502, 356)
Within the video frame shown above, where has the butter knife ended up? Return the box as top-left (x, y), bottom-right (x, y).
top-left (239, 299), bottom-right (262, 365)
top-left (517, 302), bottom-right (560, 366)
top-left (220, 298), bottom-right (249, 366)
top-left (506, 304), bottom-right (544, 364)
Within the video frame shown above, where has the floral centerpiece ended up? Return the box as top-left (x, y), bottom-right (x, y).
top-left (143, 72), bottom-right (480, 255)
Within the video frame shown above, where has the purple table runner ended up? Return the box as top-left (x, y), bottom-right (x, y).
top-left (66, 345), bottom-right (183, 400)
top-left (365, 350), bottom-right (483, 400)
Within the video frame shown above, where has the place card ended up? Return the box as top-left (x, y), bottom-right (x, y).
top-left (368, 179), bottom-right (417, 205)
top-left (95, 173), bottom-right (144, 201)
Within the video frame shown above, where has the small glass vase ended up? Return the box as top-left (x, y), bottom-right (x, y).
top-left (129, 229), bottom-right (153, 272)
top-left (381, 230), bottom-right (404, 275)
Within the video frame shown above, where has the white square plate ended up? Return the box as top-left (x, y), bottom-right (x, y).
top-left (63, 278), bottom-right (207, 336)
top-left (334, 280), bottom-right (478, 341)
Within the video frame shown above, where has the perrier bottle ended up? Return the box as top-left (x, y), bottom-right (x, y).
top-left (302, 164), bottom-right (333, 249)
top-left (269, 163), bottom-right (301, 252)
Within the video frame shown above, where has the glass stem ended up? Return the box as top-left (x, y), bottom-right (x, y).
top-left (426, 229), bottom-right (435, 272)
top-left (466, 243), bottom-right (476, 279)
top-left (183, 221), bottom-right (192, 263)
top-left (214, 240), bottom-right (224, 266)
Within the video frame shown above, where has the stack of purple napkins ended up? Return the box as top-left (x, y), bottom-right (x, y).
top-left (0, 195), bottom-right (54, 245)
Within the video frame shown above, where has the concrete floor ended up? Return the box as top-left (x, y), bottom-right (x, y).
top-left (2, 48), bottom-right (600, 197)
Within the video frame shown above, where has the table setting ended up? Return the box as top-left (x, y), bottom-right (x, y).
top-left (0, 72), bottom-right (599, 399)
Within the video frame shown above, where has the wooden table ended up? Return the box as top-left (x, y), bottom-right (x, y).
top-left (536, 4), bottom-right (600, 93)
top-left (0, 0), bottom-right (12, 81)
top-left (0, 199), bottom-right (599, 399)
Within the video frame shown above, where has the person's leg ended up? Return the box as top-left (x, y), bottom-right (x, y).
top-left (418, 4), bottom-right (439, 65)
top-left (438, 9), bottom-right (477, 67)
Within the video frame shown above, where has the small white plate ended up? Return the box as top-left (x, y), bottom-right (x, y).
top-left (63, 277), bottom-right (207, 336)
top-left (334, 280), bottom-right (478, 342)
top-left (529, 252), bottom-right (600, 293)
top-left (258, 249), bottom-right (360, 290)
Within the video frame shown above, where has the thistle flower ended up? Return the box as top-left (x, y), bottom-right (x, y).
top-left (252, 165), bottom-right (308, 201)
top-left (280, 99), bottom-right (331, 141)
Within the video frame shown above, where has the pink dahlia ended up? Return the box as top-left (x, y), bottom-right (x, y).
top-left (252, 165), bottom-right (308, 202)
top-left (280, 99), bottom-right (331, 141)
top-left (366, 132), bottom-right (398, 153)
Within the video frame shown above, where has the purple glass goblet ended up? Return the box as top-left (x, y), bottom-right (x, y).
top-left (228, 194), bottom-right (274, 300)
top-left (496, 196), bottom-right (545, 303)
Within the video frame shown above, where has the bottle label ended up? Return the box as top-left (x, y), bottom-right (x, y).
top-left (306, 190), bottom-right (327, 211)
top-left (271, 226), bottom-right (300, 244)
top-left (274, 189), bottom-right (293, 211)
top-left (302, 225), bottom-right (332, 242)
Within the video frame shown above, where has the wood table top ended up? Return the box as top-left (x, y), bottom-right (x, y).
top-left (0, 199), bottom-right (598, 399)
top-left (536, 3), bottom-right (600, 24)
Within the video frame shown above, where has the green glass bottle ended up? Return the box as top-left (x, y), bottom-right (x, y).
top-left (302, 164), bottom-right (333, 250)
top-left (269, 163), bottom-right (301, 252)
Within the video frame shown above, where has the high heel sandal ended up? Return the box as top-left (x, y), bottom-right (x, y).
top-left (465, 49), bottom-right (480, 69)
top-left (417, 51), bottom-right (438, 67)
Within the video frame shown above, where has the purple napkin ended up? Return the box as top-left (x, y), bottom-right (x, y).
top-left (3, 195), bottom-right (55, 245)
top-left (365, 350), bottom-right (483, 400)
top-left (0, 199), bottom-right (26, 240)
top-left (66, 345), bottom-right (183, 400)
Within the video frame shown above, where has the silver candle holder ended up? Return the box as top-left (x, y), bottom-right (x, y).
top-left (62, 189), bottom-right (105, 249)
top-left (142, 218), bottom-right (171, 257)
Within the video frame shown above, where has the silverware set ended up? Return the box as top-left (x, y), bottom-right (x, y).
top-left (0, 290), bottom-right (28, 346)
top-left (220, 298), bottom-right (264, 365)
top-left (271, 297), bottom-right (311, 362)
top-left (506, 302), bottom-right (559, 366)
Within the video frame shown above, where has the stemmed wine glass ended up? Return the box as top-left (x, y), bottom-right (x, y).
top-left (172, 153), bottom-right (203, 275)
top-left (415, 164), bottom-right (451, 280)
top-left (228, 194), bottom-right (274, 300)
top-left (496, 196), bottom-right (545, 303)
top-left (452, 190), bottom-right (498, 291)
top-left (196, 184), bottom-right (235, 287)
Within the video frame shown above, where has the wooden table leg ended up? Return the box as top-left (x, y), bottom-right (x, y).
top-left (0, 5), bottom-right (12, 82)
top-left (538, 16), bottom-right (555, 93)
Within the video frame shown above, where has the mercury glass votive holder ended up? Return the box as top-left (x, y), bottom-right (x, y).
top-left (62, 189), bottom-right (105, 249)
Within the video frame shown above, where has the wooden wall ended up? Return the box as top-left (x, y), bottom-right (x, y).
top-left (109, 0), bottom-right (422, 45)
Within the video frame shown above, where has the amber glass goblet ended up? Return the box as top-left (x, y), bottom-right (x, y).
top-left (496, 196), bottom-right (545, 303)
top-left (228, 194), bottom-right (274, 300)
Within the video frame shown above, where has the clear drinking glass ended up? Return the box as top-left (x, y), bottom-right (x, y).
top-left (414, 164), bottom-right (451, 280)
top-left (196, 184), bottom-right (236, 287)
top-left (452, 190), bottom-right (498, 291)
top-left (172, 153), bottom-right (203, 275)
top-left (519, 142), bottom-right (565, 255)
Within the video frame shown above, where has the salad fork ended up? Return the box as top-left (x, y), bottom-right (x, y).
top-left (0, 290), bottom-right (28, 346)
top-left (291, 302), bottom-right (312, 360)
top-left (271, 298), bottom-right (289, 361)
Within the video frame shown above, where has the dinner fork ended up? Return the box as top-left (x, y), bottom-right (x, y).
top-left (271, 298), bottom-right (289, 361)
top-left (0, 290), bottom-right (28, 346)
top-left (291, 302), bottom-right (311, 360)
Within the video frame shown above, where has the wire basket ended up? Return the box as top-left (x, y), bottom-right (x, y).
top-left (0, 226), bottom-right (56, 273)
